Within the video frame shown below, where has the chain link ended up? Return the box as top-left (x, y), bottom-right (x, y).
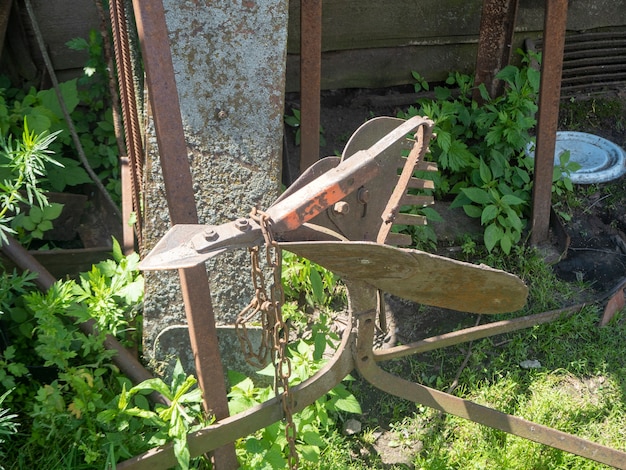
top-left (236, 209), bottom-right (299, 469)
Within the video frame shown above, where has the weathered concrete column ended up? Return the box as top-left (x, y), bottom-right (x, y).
top-left (142, 1), bottom-right (288, 377)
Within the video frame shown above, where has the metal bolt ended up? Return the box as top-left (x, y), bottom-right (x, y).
top-left (357, 187), bottom-right (370, 204)
top-left (235, 218), bottom-right (250, 231)
top-left (203, 229), bottom-right (219, 241)
top-left (217, 109), bottom-right (228, 120)
top-left (333, 201), bottom-right (350, 215)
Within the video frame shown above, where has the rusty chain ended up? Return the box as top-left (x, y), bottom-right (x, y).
top-left (236, 209), bottom-right (299, 469)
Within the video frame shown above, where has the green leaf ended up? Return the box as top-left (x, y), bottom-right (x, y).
top-left (500, 194), bottom-right (525, 206)
top-left (484, 224), bottom-right (503, 252)
top-left (37, 220), bottom-right (53, 232)
top-left (45, 158), bottom-right (90, 190)
top-left (481, 204), bottom-right (499, 225)
top-left (463, 204), bottom-right (483, 219)
top-left (302, 430), bottom-right (326, 448)
top-left (500, 233), bottom-right (512, 254)
top-left (461, 187), bottom-right (491, 205)
top-left (130, 378), bottom-right (173, 400)
top-left (28, 206), bottom-right (43, 223)
top-left (334, 393), bottom-right (362, 414)
top-left (38, 79), bottom-right (79, 119)
top-left (42, 202), bottom-right (63, 220)
top-left (298, 444), bottom-right (321, 463)
top-left (479, 158), bottom-right (492, 184)
top-left (309, 267), bottom-right (324, 305)
top-left (420, 206), bottom-right (443, 222)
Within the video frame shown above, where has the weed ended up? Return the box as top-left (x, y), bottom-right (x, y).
top-left (0, 121), bottom-right (63, 244)
top-left (400, 51), bottom-right (579, 254)
top-left (229, 317), bottom-right (361, 468)
top-left (284, 108), bottom-right (326, 147)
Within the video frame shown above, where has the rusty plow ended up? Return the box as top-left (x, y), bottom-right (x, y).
top-left (121, 116), bottom-right (626, 469)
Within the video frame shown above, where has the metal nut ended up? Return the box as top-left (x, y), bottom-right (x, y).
top-left (235, 218), bottom-right (250, 231)
top-left (333, 201), bottom-right (350, 215)
top-left (203, 229), bottom-right (219, 241)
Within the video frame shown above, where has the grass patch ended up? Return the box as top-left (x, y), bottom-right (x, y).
top-left (312, 247), bottom-right (626, 469)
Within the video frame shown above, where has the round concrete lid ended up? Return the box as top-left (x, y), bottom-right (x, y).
top-left (527, 131), bottom-right (626, 184)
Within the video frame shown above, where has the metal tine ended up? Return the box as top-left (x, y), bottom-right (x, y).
top-left (405, 177), bottom-right (435, 190)
top-left (400, 193), bottom-right (434, 208)
top-left (384, 152), bottom-right (438, 246)
top-left (385, 232), bottom-right (413, 246)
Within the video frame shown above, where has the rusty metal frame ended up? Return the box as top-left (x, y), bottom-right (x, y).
top-left (122, 115), bottom-right (626, 469)
top-left (531, 0), bottom-right (570, 245)
top-left (299, 0), bottom-right (323, 173)
top-left (119, 279), bottom-right (626, 469)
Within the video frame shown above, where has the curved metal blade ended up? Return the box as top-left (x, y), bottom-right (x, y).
top-left (280, 241), bottom-right (528, 314)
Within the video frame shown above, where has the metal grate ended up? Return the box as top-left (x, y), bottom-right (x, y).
top-left (530, 30), bottom-right (626, 96)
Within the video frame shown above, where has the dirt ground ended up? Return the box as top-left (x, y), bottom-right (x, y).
top-left (284, 85), bottom-right (626, 467)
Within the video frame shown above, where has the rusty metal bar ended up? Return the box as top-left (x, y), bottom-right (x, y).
top-left (130, 1), bottom-right (238, 468)
top-left (299, 0), bottom-right (322, 174)
top-left (530, 0), bottom-right (569, 246)
top-left (473, 0), bottom-right (519, 101)
top-left (109, 0), bottom-right (145, 250)
top-left (374, 304), bottom-right (582, 362)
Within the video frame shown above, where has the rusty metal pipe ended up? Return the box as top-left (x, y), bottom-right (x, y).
top-left (0, 234), bottom-right (163, 399)
top-left (530, 0), bottom-right (569, 245)
top-left (299, 0), bottom-right (322, 174)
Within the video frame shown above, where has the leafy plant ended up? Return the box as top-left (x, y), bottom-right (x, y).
top-left (0, 120), bottom-right (63, 244)
top-left (99, 359), bottom-right (209, 469)
top-left (0, 389), bottom-right (19, 469)
top-left (0, 28), bottom-right (122, 201)
top-left (229, 317), bottom-right (361, 468)
top-left (284, 108), bottom-right (326, 147)
top-left (10, 202), bottom-right (64, 245)
top-left (71, 239), bottom-right (144, 341)
top-left (282, 250), bottom-right (340, 308)
top-left (0, 242), bottom-right (155, 467)
top-left (400, 52), bottom-right (579, 254)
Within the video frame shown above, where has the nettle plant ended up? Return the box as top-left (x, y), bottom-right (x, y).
top-left (401, 52), bottom-right (579, 253)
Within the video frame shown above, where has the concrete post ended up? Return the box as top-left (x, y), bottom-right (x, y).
top-left (142, 1), bottom-right (288, 378)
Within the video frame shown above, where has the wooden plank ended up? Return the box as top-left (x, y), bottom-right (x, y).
top-left (24, 0), bottom-right (98, 72)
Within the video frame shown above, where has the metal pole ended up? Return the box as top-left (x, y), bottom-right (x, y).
top-left (130, 1), bottom-right (238, 467)
top-left (473, 0), bottom-right (519, 101)
top-left (300, 0), bottom-right (323, 174)
top-left (530, 0), bottom-right (569, 245)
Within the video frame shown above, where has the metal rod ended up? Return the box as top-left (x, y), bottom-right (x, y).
top-left (353, 282), bottom-right (626, 470)
top-left (530, 0), bottom-right (569, 245)
top-left (299, 0), bottom-right (322, 174)
top-left (473, 0), bottom-right (519, 101)
top-left (130, 2), bottom-right (237, 467)
top-left (374, 304), bottom-right (582, 362)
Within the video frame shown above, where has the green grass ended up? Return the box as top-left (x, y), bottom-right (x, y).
top-left (308, 247), bottom-right (626, 469)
